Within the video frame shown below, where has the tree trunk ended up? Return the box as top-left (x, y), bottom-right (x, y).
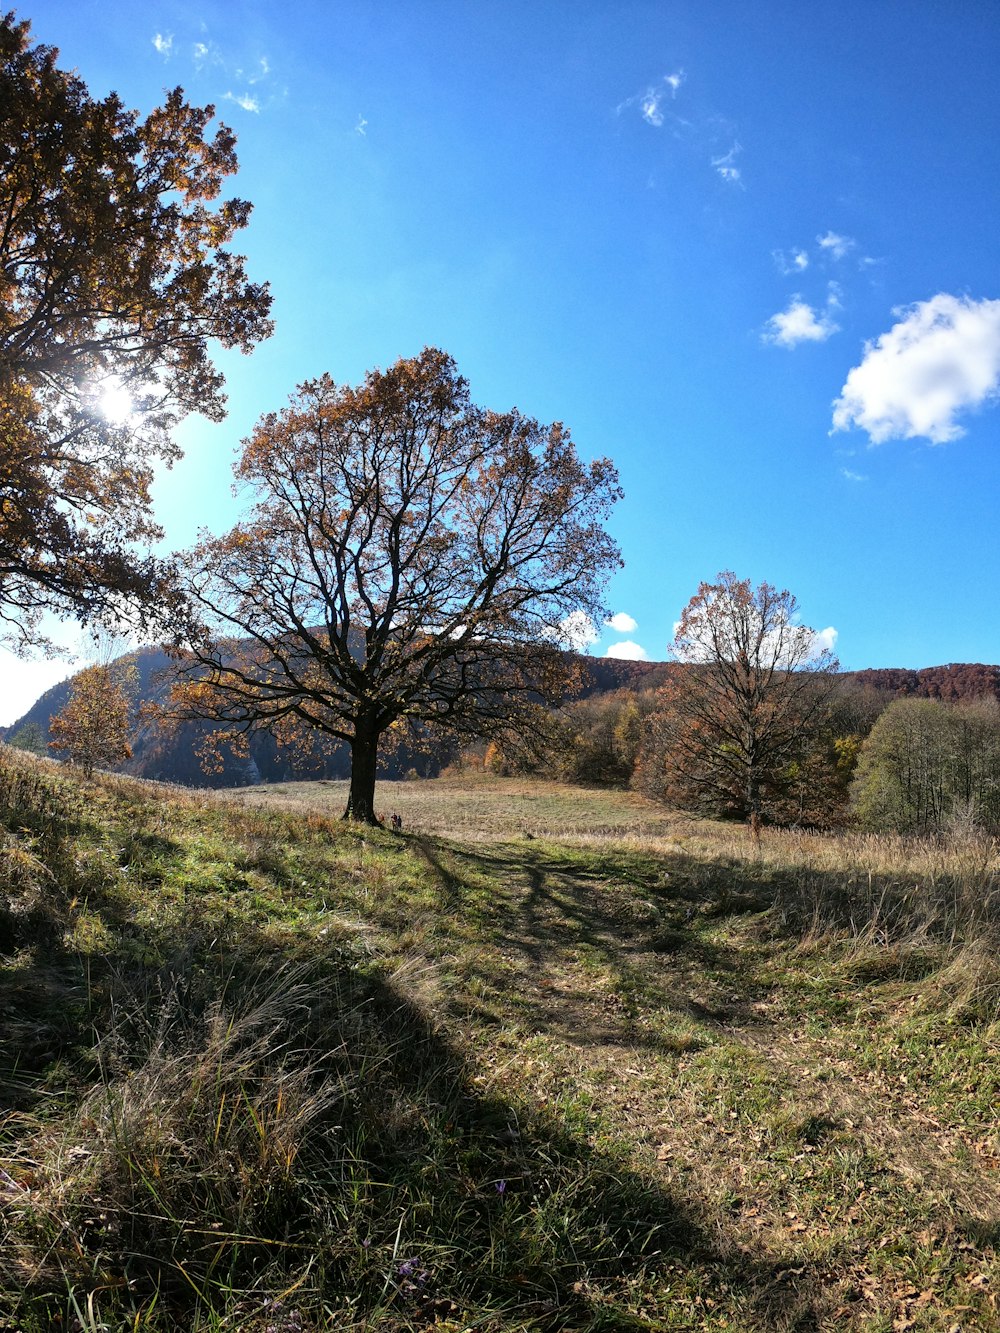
top-left (344, 726), bottom-right (380, 823)
top-left (746, 760), bottom-right (761, 843)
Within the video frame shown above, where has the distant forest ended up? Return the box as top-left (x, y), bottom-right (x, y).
top-left (5, 648), bottom-right (1000, 791)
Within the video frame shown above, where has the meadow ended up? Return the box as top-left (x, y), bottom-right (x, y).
top-left (1, 754), bottom-right (998, 1330)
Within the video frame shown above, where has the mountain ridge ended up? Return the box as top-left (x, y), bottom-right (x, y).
top-left (5, 648), bottom-right (999, 787)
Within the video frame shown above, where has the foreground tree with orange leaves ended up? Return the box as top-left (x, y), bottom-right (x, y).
top-left (638, 572), bottom-right (839, 827)
top-left (170, 349), bottom-right (622, 822)
top-left (0, 13), bottom-right (272, 650)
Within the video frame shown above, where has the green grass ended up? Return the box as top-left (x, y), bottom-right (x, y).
top-left (1, 753), bottom-right (999, 1329)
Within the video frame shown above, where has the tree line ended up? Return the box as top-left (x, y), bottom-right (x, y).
top-left (488, 628), bottom-right (1000, 837)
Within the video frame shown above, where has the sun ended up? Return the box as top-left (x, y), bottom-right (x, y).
top-left (96, 377), bottom-right (134, 425)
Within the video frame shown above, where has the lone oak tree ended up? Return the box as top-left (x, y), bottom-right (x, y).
top-left (650, 572), bottom-right (838, 825)
top-left (172, 348), bottom-right (622, 822)
top-left (0, 13), bottom-right (272, 650)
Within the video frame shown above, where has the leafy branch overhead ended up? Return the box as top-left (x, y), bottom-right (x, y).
top-left (0, 12), bottom-right (273, 649)
top-left (168, 348), bottom-right (622, 821)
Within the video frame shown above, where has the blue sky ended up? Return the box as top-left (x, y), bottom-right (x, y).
top-left (5, 1), bottom-right (1000, 723)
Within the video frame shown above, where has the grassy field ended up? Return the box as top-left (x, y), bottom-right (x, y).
top-left (1, 756), bottom-right (999, 1330)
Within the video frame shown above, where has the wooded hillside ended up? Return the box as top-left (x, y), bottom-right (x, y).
top-left (4, 647), bottom-right (671, 786)
top-left (8, 650), bottom-right (1000, 790)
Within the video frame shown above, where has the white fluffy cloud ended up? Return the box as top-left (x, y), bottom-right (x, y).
top-left (812, 626), bottom-right (839, 657)
top-left (553, 610), bottom-right (599, 652)
top-left (605, 612), bottom-right (638, 634)
top-left (832, 294), bottom-right (1000, 444)
top-left (818, 231), bottom-right (855, 260)
top-left (671, 611), bottom-right (838, 668)
top-left (763, 297), bottom-right (839, 348)
top-left (152, 32), bottom-right (173, 57)
top-left (604, 640), bottom-right (649, 661)
top-left (774, 248), bottom-right (809, 275)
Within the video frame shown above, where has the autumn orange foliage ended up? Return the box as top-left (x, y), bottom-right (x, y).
top-left (168, 349), bottom-right (621, 821)
top-left (0, 14), bottom-right (272, 648)
top-left (48, 663), bottom-right (135, 777)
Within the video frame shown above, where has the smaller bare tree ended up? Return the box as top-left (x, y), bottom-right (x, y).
top-left (646, 572), bottom-right (839, 827)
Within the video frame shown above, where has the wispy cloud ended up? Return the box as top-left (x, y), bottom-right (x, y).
top-left (223, 90), bottom-right (260, 114)
top-left (640, 90), bottom-right (666, 127)
top-left (236, 57), bottom-right (271, 85)
top-left (840, 468), bottom-right (868, 482)
top-left (817, 230), bottom-right (855, 261)
top-left (712, 143), bottom-right (742, 185)
top-left (763, 296), bottom-right (839, 348)
top-left (154, 23), bottom-right (276, 112)
top-left (605, 640), bottom-right (649, 661)
top-left (832, 293), bottom-right (1000, 444)
top-left (355, 115), bottom-right (368, 136)
top-left (618, 70), bottom-right (686, 128)
top-left (619, 71), bottom-right (745, 189)
top-left (773, 247), bottom-right (809, 275)
top-left (605, 612), bottom-right (638, 634)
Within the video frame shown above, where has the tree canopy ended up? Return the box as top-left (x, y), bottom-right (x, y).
top-left (169, 348), bottom-right (622, 821)
top-left (48, 659), bottom-right (136, 777)
top-left (0, 12), bottom-right (273, 650)
top-left (852, 696), bottom-right (1000, 835)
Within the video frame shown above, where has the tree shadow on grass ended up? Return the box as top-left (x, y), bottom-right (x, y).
top-left (407, 827), bottom-right (990, 1049)
top-left (0, 941), bottom-right (715, 1323)
top-left (407, 834), bottom-right (773, 1050)
top-left (0, 753), bottom-right (883, 1330)
top-left (1, 880), bottom-right (838, 1330)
